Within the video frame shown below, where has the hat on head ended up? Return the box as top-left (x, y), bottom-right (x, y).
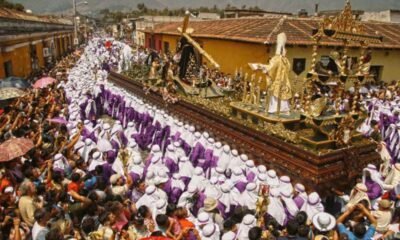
top-left (231, 149), bottom-right (238, 156)
top-left (110, 173), bottom-right (122, 185)
top-left (246, 182), bottom-right (257, 191)
top-left (197, 212), bottom-right (210, 224)
top-left (243, 214), bottom-right (256, 225)
top-left (240, 154), bottom-right (248, 162)
top-left (267, 170), bottom-right (277, 178)
top-left (257, 165), bottom-right (267, 173)
top-left (202, 223), bottom-right (216, 237)
top-left (194, 167), bottom-right (203, 176)
top-left (246, 160), bottom-right (255, 168)
top-left (203, 132), bottom-right (209, 138)
top-left (308, 192), bottom-right (321, 205)
top-left (133, 156), bottom-right (142, 164)
top-left (367, 164), bottom-right (377, 170)
top-left (215, 142), bottom-right (222, 148)
top-left (180, 156), bottom-right (188, 162)
top-left (4, 186), bottom-right (14, 194)
top-left (128, 122), bottom-right (134, 127)
top-left (204, 197), bottom-right (218, 212)
top-left (295, 183), bottom-right (305, 193)
top-left (173, 141), bottom-right (181, 147)
top-left (188, 185), bottom-right (198, 194)
top-left (223, 145), bottom-right (230, 152)
top-left (84, 120), bottom-right (91, 125)
top-left (146, 171), bottom-right (155, 179)
top-left (146, 185), bottom-right (156, 195)
top-left (93, 152), bottom-right (101, 159)
top-left (54, 153), bottom-right (63, 161)
top-left (189, 126), bottom-right (195, 132)
top-left (85, 138), bottom-right (92, 145)
top-left (151, 145), bottom-right (160, 152)
top-left (221, 183), bottom-right (231, 193)
top-left (208, 138), bottom-right (215, 144)
top-left (258, 173), bottom-right (267, 181)
top-left (167, 144), bottom-right (175, 151)
top-left (379, 199), bottom-right (392, 209)
top-left (280, 176), bottom-right (291, 183)
top-left (312, 212), bottom-right (336, 232)
top-left (157, 170), bottom-right (169, 184)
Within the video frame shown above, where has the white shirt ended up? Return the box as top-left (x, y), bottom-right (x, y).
top-left (32, 222), bottom-right (46, 240)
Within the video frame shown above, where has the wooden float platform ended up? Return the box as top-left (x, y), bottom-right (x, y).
top-left (108, 71), bottom-right (380, 196)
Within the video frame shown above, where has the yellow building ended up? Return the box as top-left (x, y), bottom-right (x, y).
top-left (143, 17), bottom-right (400, 84)
top-left (0, 8), bottom-right (74, 79)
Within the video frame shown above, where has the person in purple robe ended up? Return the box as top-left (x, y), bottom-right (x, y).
top-left (190, 142), bottom-right (205, 167)
top-left (293, 183), bottom-right (308, 209)
top-left (363, 170), bottom-right (383, 201)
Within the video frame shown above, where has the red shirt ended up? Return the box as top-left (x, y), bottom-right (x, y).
top-left (67, 182), bottom-right (80, 192)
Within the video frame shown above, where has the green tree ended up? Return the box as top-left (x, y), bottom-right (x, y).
top-left (0, 0), bottom-right (25, 11)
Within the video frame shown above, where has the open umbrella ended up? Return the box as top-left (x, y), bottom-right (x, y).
top-left (33, 77), bottom-right (56, 89)
top-left (0, 87), bottom-right (26, 100)
top-left (0, 77), bottom-right (31, 89)
top-left (0, 138), bottom-right (34, 162)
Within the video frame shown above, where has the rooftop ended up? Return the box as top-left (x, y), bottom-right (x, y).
top-left (0, 7), bottom-right (72, 25)
top-left (143, 16), bottom-right (400, 49)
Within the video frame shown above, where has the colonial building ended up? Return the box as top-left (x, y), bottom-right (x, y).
top-left (0, 8), bottom-right (73, 79)
top-left (362, 9), bottom-right (400, 23)
top-left (142, 16), bottom-right (400, 83)
top-left (133, 14), bottom-right (220, 47)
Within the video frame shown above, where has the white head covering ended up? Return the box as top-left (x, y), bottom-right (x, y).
top-left (88, 152), bottom-right (105, 172)
top-left (268, 188), bottom-right (287, 226)
top-left (179, 156), bottom-right (195, 177)
top-left (237, 214), bottom-right (256, 240)
top-left (188, 167), bottom-right (207, 191)
top-left (217, 145), bottom-right (231, 171)
top-left (231, 167), bottom-right (247, 184)
top-left (241, 182), bottom-right (258, 210)
top-left (300, 192), bottom-right (324, 221)
top-left (201, 223), bottom-right (220, 240)
top-left (280, 187), bottom-right (299, 218)
top-left (204, 177), bottom-right (222, 199)
top-left (136, 185), bottom-right (158, 209)
top-left (279, 176), bottom-right (293, 193)
top-left (266, 170), bottom-right (280, 188)
top-left (171, 173), bottom-right (185, 191)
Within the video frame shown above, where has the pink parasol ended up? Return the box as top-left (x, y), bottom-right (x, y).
top-left (47, 117), bottom-right (68, 125)
top-left (33, 77), bottom-right (56, 89)
top-left (0, 138), bottom-right (34, 162)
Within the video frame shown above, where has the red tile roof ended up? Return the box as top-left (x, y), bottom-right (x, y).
top-left (143, 17), bottom-right (400, 49)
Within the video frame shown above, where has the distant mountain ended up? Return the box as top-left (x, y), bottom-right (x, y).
top-left (9, 0), bottom-right (400, 15)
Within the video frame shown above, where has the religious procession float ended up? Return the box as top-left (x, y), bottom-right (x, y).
top-left (111, 0), bottom-right (390, 193)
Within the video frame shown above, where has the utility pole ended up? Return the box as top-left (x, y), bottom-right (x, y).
top-left (73, 0), bottom-right (78, 47)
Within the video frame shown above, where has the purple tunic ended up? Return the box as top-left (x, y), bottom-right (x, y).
top-left (365, 179), bottom-right (382, 200)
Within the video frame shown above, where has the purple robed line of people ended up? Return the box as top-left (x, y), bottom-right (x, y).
top-left (55, 37), bottom-right (358, 240)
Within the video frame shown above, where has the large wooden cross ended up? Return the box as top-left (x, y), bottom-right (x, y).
top-left (177, 11), bottom-right (220, 69)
